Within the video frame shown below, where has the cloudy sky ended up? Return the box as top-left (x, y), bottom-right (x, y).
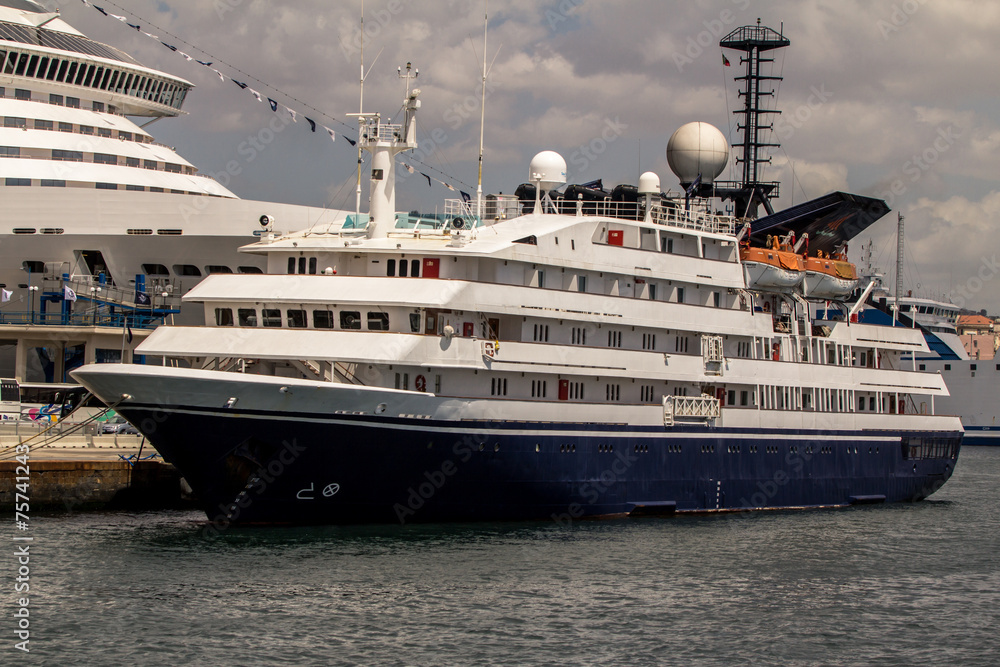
top-left (50, 0), bottom-right (1000, 312)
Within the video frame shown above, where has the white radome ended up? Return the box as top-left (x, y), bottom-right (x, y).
top-left (638, 171), bottom-right (661, 195)
top-left (666, 122), bottom-right (729, 186)
top-left (529, 151), bottom-right (567, 191)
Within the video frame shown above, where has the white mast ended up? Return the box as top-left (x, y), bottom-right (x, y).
top-left (894, 212), bottom-right (905, 325)
top-left (476, 1), bottom-right (488, 219)
top-left (354, 0), bottom-right (364, 223)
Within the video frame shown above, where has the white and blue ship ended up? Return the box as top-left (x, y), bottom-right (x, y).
top-left (72, 23), bottom-right (963, 524)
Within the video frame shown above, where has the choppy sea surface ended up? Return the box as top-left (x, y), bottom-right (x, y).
top-left (16, 447), bottom-right (1000, 665)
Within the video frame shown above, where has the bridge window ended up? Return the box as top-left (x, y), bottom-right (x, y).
top-left (142, 264), bottom-right (169, 276)
top-left (340, 311), bottom-right (361, 330)
top-left (287, 309), bottom-right (307, 328)
top-left (214, 308), bottom-right (233, 326)
top-left (313, 310), bottom-right (334, 329)
top-left (238, 309), bottom-right (257, 327)
top-left (261, 309), bottom-right (282, 328)
top-left (367, 312), bottom-right (389, 331)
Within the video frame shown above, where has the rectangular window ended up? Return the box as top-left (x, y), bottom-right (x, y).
top-left (66, 97), bottom-right (80, 108)
top-left (5, 178), bottom-right (30, 186)
top-left (34, 119), bottom-right (53, 131)
top-left (3, 117), bottom-right (26, 128)
top-left (95, 183), bottom-right (117, 190)
top-left (313, 310), bottom-right (334, 329)
top-left (287, 257), bottom-right (295, 275)
top-left (80, 125), bottom-right (94, 135)
top-left (297, 257), bottom-right (306, 274)
top-left (0, 146), bottom-right (19, 157)
top-left (14, 89), bottom-right (30, 100)
top-left (399, 260), bottom-right (408, 277)
top-left (94, 153), bottom-right (117, 165)
top-left (93, 101), bottom-right (105, 112)
top-left (97, 127), bottom-right (112, 138)
top-left (676, 287), bottom-right (685, 304)
top-left (41, 179), bottom-right (65, 187)
top-left (58, 122), bottom-right (73, 133)
top-left (126, 185), bottom-right (144, 192)
top-left (578, 275), bottom-right (587, 293)
top-left (411, 259), bottom-right (420, 277)
top-left (571, 327), bottom-right (587, 345)
top-left (164, 163), bottom-right (182, 173)
top-left (533, 324), bottom-right (549, 342)
top-left (340, 311), bottom-right (361, 330)
top-left (740, 391), bottom-right (749, 406)
top-left (215, 308), bottom-right (234, 326)
top-left (409, 313), bottom-right (421, 333)
top-left (713, 292), bottom-right (721, 308)
top-left (287, 309), bottom-right (307, 328)
top-left (118, 131), bottom-right (132, 141)
top-left (309, 257), bottom-right (317, 275)
top-left (605, 384), bottom-right (621, 401)
top-left (126, 157), bottom-right (140, 168)
top-left (728, 390), bottom-right (736, 406)
top-left (367, 312), bottom-right (389, 331)
top-left (237, 309), bottom-right (257, 327)
top-left (649, 283), bottom-right (657, 301)
top-left (143, 159), bottom-right (157, 170)
top-left (49, 93), bottom-right (63, 105)
top-left (386, 259), bottom-right (396, 276)
top-left (53, 150), bottom-right (83, 161)
top-left (490, 377), bottom-right (508, 396)
top-left (531, 380), bottom-right (548, 398)
top-left (261, 309), bottom-right (282, 327)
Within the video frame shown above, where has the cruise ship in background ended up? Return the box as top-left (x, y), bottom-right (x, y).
top-left (0, 0), bottom-right (347, 379)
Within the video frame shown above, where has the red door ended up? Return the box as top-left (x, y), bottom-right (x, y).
top-left (463, 322), bottom-right (474, 337)
top-left (422, 257), bottom-right (440, 278)
top-left (608, 230), bottom-right (624, 246)
top-left (558, 379), bottom-right (569, 401)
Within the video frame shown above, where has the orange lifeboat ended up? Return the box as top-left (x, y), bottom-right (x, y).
top-left (740, 237), bottom-right (805, 291)
top-left (803, 250), bottom-right (859, 299)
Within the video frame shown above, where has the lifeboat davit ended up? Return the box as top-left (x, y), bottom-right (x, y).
top-left (740, 245), bottom-right (805, 291)
top-left (803, 253), bottom-right (859, 299)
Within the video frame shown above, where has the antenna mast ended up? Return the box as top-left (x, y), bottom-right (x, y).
top-left (895, 212), bottom-right (905, 325)
top-left (476, 1), bottom-right (489, 219)
top-left (355, 0), bottom-right (365, 222)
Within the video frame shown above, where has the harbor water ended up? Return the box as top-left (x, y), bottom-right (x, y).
top-left (19, 447), bottom-right (1000, 665)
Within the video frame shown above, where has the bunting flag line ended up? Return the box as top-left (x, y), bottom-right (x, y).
top-left (444, 183), bottom-right (456, 191)
top-left (94, 5), bottom-right (107, 16)
top-left (306, 117), bottom-right (316, 132)
top-left (249, 88), bottom-right (262, 102)
top-left (211, 68), bottom-right (225, 81)
top-left (111, 13), bottom-right (127, 22)
top-left (287, 107), bottom-right (297, 123)
top-left (268, 98), bottom-right (279, 112)
top-left (461, 191), bottom-right (472, 202)
top-left (178, 51), bottom-right (193, 62)
top-left (195, 59), bottom-right (213, 67)
top-left (1, 288), bottom-right (11, 303)
top-left (343, 135), bottom-right (357, 146)
top-left (127, 22), bottom-right (141, 31)
top-left (421, 172), bottom-right (432, 187)
top-left (323, 126), bottom-right (336, 142)
top-left (232, 79), bottom-right (249, 90)
top-left (403, 163), bottom-right (414, 173)
top-left (64, 285), bottom-right (77, 302)
top-left (160, 41), bottom-right (177, 52)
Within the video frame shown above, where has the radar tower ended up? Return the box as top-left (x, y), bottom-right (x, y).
top-left (717, 19), bottom-right (789, 218)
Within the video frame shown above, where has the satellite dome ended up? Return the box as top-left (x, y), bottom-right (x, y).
top-left (638, 171), bottom-right (661, 195)
top-left (666, 122), bottom-right (729, 186)
top-left (529, 151), bottom-right (567, 191)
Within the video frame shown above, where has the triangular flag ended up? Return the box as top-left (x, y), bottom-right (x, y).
top-left (196, 59), bottom-right (214, 67)
top-left (421, 172), bottom-right (432, 187)
top-left (212, 69), bottom-right (225, 81)
top-left (305, 117), bottom-right (316, 132)
top-left (232, 80), bottom-right (249, 90)
top-left (444, 183), bottom-right (456, 191)
top-left (135, 290), bottom-right (150, 306)
top-left (723, 54), bottom-right (731, 67)
top-left (343, 135), bottom-right (356, 146)
top-left (403, 163), bottom-right (414, 173)
top-left (1, 288), bottom-right (11, 303)
top-left (249, 88), bottom-right (263, 102)
top-left (461, 191), bottom-right (472, 202)
top-left (80, 0), bottom-right (91, 7)
top-left (160, 42), bottom-right (178, 52)
top-left (64, 285), bottom-right (77, 302)
top-left (111, 13), bottom-right (127, 21)
top-left (287, 107), bottom-right (297, 123)
top-left (94, 5), bottom-right (108, 16)
top-left (268, 98), bottom-right (279, 112)
top-left (178, 51), bottom-right (193, 62)
top-left (323, 126), bottom-right (336, 141)
top-left (142, 31), bottom-right (159, 40)
top-left (127, 22), bottom-right (141, 31)
top-left (126, 324), bottom-right (133, 344)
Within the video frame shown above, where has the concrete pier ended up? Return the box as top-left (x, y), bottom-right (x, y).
top-left (0, 429), bottom-right (195, 511)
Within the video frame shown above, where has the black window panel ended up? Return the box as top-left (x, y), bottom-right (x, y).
top-left (308, 257), bottom-right (317, 275)
top-left (206, 265), bottom-right (233, 274)
top-left (238, 309), bottom-right (257, 327)
top-left (262, 309), bottom-right (282, 327)
top-left (298, 257), bottom-right (306, 274)
top-left (287, 257), bottom-right (295, 274)
top-left (287, 310), bottom-right (307, 328)
top-left (340, 311), bottom-right (361, 330)
top-left (238, 266), bottom-right (263, 274)
top-left (173, 264), bottom-right (201, 276)
top-left (142, 264), bottom-right (169, 276)
top-left (367, 312), bottom-right (389, 331)
top-left (411, 259), bottom-right (420, 277)
top-left (215, 308), bottom-right (234, 326)
top-left (399, 260), bottom-right (408, 277)
top-left (386, 259), bottom-right (396, 276)
top-left (313, 310), bottom-right (334, 329)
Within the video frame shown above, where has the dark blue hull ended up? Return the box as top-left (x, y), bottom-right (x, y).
top-left (961, 427), bottom-right (1000, 446)
top-left (119, 405), bottom-right (962, 525)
